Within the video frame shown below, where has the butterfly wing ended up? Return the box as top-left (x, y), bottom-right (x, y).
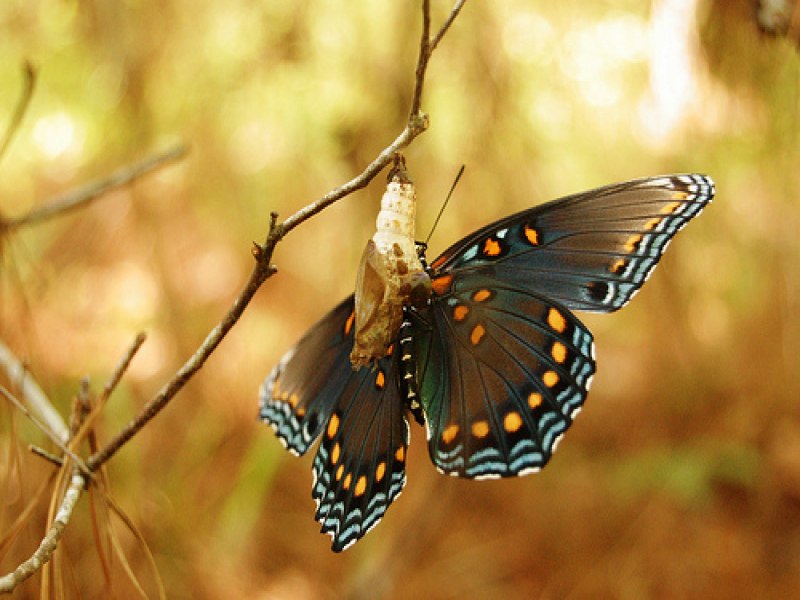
top-left (414, 174), bottom-right (713, 477)
top-left (429, 174), bottom-right (714, 312)
top-left (412, 279), bottom-right (595, 478)
top-left (312, 349), bottom-right (409, 551)
top-left (261, 297), bottom-right (357, 455)
top-left (260, 297), bottom-right (409, 551)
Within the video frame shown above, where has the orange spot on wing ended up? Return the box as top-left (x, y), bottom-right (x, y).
top-left (470, 324), bottom-right (486, 345)
top-left (430, 254), bottom-right (448, 269)
top-left (661, 201), bottom-right (682, 214)
top-left (344, 311), bottom-right (355, 335)
top-left (524, 224), bottom-right (539, 245)
top-left (543, 370), bottom-right (559, 388)
top-left (336, 464), bottom-right (344, 481)
top-left (547, 308), bottom-right (567, 333)
top-left (504, 412), bottom-right (523, 433)
top-left (432, 274), bottom-right (454, 295)
top-left (343, 473), bottom-right (352, 490)
top-left (644, 217), bottom-right (661, 231)
top-left (354, 475), bottom-right (367, 497)
top-left (551, 341), bottom-right (567, 364)
top-left (442, 424), bottom-right (460, 444)
top-left (376, 461), bottom-right (386, 482)
top-left (528, 392), bottom-right (543, 409)
top-left (288, 393), bottom-right (299, 408)
top-left (327, 414), bottom-right (340, 438)
top-left (624, 234), bottom-right (643, 253)
top-left (453, 305), bottom-right (470, 322)
top-left (297, 407), bottom-right (306, 417)
top-left (471, 420), bottom-right (490, 438)
top-left (483, 237), bottom-right (502, 257)
top-left (609, 259), bottom-right (626, 274)
top-left (472, 289), bottom-right (492, 302)
top-left (375, 370), bottom-right (386, 389)
top-left (331, 443), bottom-right (341, 464)
top-left (671, 191), bottom-right (689, 201)
top-left (385, 344), bottom-right (394, 356)
top-left (395, 446), bottom-right (405, 462)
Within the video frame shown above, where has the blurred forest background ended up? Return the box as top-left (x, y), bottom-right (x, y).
top-left (1, 0), bottom-right (799, 598)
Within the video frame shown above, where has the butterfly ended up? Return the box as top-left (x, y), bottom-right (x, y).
top-left (260, 170), bottom-right (714, 551)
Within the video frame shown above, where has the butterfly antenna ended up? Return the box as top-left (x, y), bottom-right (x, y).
top-left (424, 165), bottom-right (465, 246)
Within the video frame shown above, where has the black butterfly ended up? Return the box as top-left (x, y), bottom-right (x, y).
top-left (260, 174), bottom-right (714, 551)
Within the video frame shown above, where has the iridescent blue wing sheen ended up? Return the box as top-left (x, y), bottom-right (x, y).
top-left (414, 174), bottom-right (713, 477)
top-left (428, 174), bottom-right (714, 312)
top-left (260, 297), bottom-right (409, 552)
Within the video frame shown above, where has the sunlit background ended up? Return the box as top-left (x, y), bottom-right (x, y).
top-left (1, 0), bottom-right (799, 598)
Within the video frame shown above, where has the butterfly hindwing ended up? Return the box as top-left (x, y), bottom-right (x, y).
top-left (312, 349), bottom-right (409, 552)
top-left (260, 297), bottom-right (409, 551)
top-left (412, 275), bottom-right (596, 478)
top-left (430, 174), bottom-right (714, 312)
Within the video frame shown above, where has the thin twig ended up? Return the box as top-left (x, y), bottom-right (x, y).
top-left (408, 0), bottom-right (465, 119)
top-left (29, 445), bottom-right (65, 468)
top-left (0, 472), bottom-right (87, 593)
top-left (277, 125), bottom-right (422, 239)
top-left (5, 144), bottom-right (188, 230)
top-left (430, 0), bottom-right (467, 51)
top-left (86, 260), bottom-right (275, 471)
top-left (0, 62), bottom-right (36, 164)
top-left (74, 334), bottom-right (147, 467)
top-left (100, 333), bottom-right (147, 404)
top-left (409, 0), bottom-right (433, 120)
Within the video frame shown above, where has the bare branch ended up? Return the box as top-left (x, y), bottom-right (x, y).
top-left (277, 125), bottom-right (423, 239)
top-left (0, 472), bottom-right (87, 594)
top-left (86, 261), bottom-right (274, 471)
top-left (409, 0), bottom-right (467, 120)
top-left (101, 333), bottom-right (147, 403)
top-left (409, 0), bottom-right (433, 119)
top-left (5, 144), bottom-right (188, 230)
top-left (0, 62), bottom-right (36, 164)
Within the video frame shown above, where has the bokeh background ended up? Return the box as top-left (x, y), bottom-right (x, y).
top-left (1, 0), bottom-right (799, 598)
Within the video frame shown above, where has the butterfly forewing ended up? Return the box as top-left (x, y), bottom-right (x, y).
top-left (412, 277), bottom-right (595, 478)
top-left (430, 174), bottom-right (714, 312)
top-left (260, 297), bottom-right (357, 455)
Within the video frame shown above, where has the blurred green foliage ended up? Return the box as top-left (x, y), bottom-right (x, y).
top-left (1, 0), bottom-right (799, 598)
